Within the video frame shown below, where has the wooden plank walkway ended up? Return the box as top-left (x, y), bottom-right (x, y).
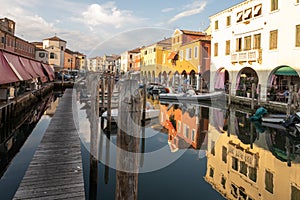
top-left (13, 89), bottom-right (85, 200)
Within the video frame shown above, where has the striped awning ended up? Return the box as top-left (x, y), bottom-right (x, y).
top-left (0, 51), bottom-right (20, 84)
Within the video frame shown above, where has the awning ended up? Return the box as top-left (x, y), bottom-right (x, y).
top-left (29, 60), bottom-right (48, 82)
top-left (167, 51), bottom-right (177, 60)
top-left (3, 52), bottom-right (32, 81)
top-left (19, 57), bottom-right (40, 79)
top-left (0, 51), bottom-right (20, 84)
top-left (274, 66), bottom-right (299, 76)
top-left (41, 63), bottom-right (55, 81)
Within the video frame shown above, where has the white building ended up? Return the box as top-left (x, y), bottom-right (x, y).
top-left (210, 0), bottom-right (300, 101)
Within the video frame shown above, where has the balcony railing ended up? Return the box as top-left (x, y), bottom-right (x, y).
top-left (231, 49), bottom-right (261, 64)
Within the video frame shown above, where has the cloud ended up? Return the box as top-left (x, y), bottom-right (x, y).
top-left (81, 2), bottom-right (143, 29)
top-left (168, 1), bottom-right (207, 23)
top-left (161, 7), bottom-right (174, 13)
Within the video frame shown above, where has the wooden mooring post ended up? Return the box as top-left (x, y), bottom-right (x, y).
top-left (115, 79), bottom-right (141, 200)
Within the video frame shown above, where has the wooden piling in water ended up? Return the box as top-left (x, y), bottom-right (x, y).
top-left (115, 79), bottom-right (141, 200)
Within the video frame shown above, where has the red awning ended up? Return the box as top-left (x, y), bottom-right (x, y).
top-left (41, 63), bottom-right (55, 81)
top-left (19, 57), bottom-right (40, 79)
top-left (0, 51), bottom-right (20, 84)
top-left (167, 52), bottom-right (177, 60)
top-left (29, 60), bottom-right (47, 83)
top-left (3, 52), bottom-right (32, 81)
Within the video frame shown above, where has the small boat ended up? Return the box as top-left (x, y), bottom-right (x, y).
top-left (261, 114), bottom-right (286, 123)
top-left (158, 91), bottom-right (225, 102)
top-left (101, 102), bottom-right (160, 122)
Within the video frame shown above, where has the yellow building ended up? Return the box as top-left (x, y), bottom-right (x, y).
top-left (161, 29), bottom-right (211, 91)
top-left (205, 108), bottom-right (300, 200)
top-left (140, 37), bottom-right (172, 83)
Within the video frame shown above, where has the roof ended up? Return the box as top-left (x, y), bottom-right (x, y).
top-left (43, 36), bottom-right (66, 43)
top-left (180, 29), bottom-right (206, 36)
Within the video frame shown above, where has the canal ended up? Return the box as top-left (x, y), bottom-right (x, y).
top-left (0, 92), bottom-right (61, 200)
top-left (1, 87), bottom-right (300, 199)
top-left (76, 85), bottom-right (300, 200)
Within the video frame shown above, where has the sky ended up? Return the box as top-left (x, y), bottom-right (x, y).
top-left (0, 0), bottom-right (244, 58)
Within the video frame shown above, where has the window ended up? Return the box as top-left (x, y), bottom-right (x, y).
top-left (179, 50), bottom-right (183, 60)
top-left (271, 0), bottom-right (278, 11)
top-left (296, 25), bottom-right (300, 47)
top-left (50, 52), bottom-right (55, 59)
top-left (209, 167), bottom-right (214, 178)
top-left (211, 141), bottom-right (215, 155)
top-left (249, 167), bottom-right (257, 182)
top-left (222, 146), bottom-right (227, 163)
top-left (254, 4), bottom-right (262, 17)
top-left (225, 40), bottom-right (231, 55)
top-left (194, 46), bottom-right (198, 58)
top-left (1, 37), bottom-right (5, 43)
top-left (215, 20), bottom-right (219, 30)
top-left (270, 30), bottom-right (278, 50)
top-left (232, 157), bottom-right (239, 170)
top-left (291, 186), bottom-right (300, 200)
top-left (236, 38), bottom-right (242, 51)
top-left (244, 36), bottom-right (251, 50)
top-left (239, 161), bottom-right (247, 176)
top-left (39, 52), bottom-right (45, 58)
top-left (237, 11), bottom-right (243, 22)
top-left (191, 129), bottom-right (196, 142)
top-left (265, 170), bottom-right (274, 193)
top-left (226, 16), bottom-right (231, 26)
top-left (186, 48), bottom-right (192, 60)
top-left (254, 33), bottom-right (261, 49)
top-left (60, 46), bottom-right (64, 51)
top-left (244, 8), bottom-right (252, 20)
top-left (214, 43), bottom-right (218, 56)
top-left (297, 0), bottom-right (300, 3)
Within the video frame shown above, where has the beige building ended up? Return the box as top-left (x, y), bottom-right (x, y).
top-left (43, 36), bottom-right (67, 72)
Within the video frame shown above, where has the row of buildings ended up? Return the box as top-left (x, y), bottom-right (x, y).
top-left (88, 0), bottom-right (300, 102)
top-left (0, 17), bottom-right (87, 74)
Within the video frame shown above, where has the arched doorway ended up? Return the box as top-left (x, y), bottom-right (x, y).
top-left (162, 71), bottom-right (167, 86)
top-left (214, 68), bottom-right (229, 92)
top-left (236, 67), bottom-right (258, 97)
top-left (268, 65), bottom-right (300, 102)
top-left (147, 71), bottom-right (151, 83)
top-left (152, 71), bottom-right (155, 83)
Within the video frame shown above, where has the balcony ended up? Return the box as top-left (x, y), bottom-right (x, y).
top-left (231, 49), bottom-right (261, 64)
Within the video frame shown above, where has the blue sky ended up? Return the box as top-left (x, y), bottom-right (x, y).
top-left (0, 0), bottom-right (244, 57)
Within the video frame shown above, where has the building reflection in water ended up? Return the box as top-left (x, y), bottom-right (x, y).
top-left (160, 103), bottom-right (209, 153)
top-left (205, 107), bottom-right (300, 200)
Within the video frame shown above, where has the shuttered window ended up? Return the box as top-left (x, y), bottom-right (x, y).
top-left (269, 30), bottom-right (278, 50)
top-left (254, 34), bottom-right (261, 49)
top-left (296, 25), bottom-right (300, 47)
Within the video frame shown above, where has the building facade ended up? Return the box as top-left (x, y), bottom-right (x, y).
top-left (210, 0), bottom-right (300, 101)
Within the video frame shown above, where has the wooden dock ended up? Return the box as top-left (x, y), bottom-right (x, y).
top-left (13, 89), bottom-right (85, 200)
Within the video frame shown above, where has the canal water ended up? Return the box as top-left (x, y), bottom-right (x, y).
top-left (76, 87), bottom-right (300, 200)
top-left (0, 92), bottom-right (61, 200)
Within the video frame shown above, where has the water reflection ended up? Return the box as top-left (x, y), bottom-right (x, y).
top-left (206, 107), bottom-right (300, 200)
top-left (76, 80), bottom-right (300, 200)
